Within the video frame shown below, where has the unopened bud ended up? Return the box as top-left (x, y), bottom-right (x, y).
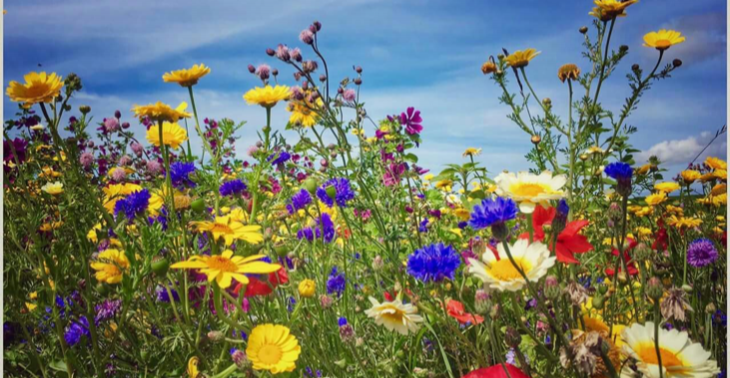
top-left (207, 331), bottom-right (224, 342)
top-left (619, 45), bottom-right (629, 53)
top-left (580, 153), bottom-right (589, 161)
top-left (354, 78), bottom-right (362, 85)
top-left (79, 105), bottom-right (91, 114)
top-left (633, 243), bottom-right (652, 261)
top-left (647, 277), bottom-right (664, 300)
top-left (531, 135), bottom-right (541, 145)
top-left (248, 64), bottom-right (255, 73)
top-left (579, 26), bottom-right (588, 34)
top-left (505, 327), bottom-right (521, 348)
top-left (544, 275), bottom-right (560, 300)
top-left (632, 64), bottom-right (640, 71)
top-left (672, 59), bottom-right (682, 68)
top-left (266, 48), bottom-right (275, 56)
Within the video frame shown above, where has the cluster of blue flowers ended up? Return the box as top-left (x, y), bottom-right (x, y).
top-left (297, 213), bottom-right (335, 243)
top-left (170, 161), bottom-right (196, 189)
top-left (114, 189), bottom-right (151, 221)
top-left (604, 161), bottom-right (633, 180)
top-left (286, 188), bottom-right (312, 214)
top-left (468, 196), bottom-right (518, 230)
top-left (316, 178), bottom-right (355, 208)
top-left (407, 243), bottom-right (461, 283)
top-left (64, 316), bottom-right (91, 347)
top-left (326, 267), bottom-right (346, 296)
top-left (219, 179), bottom-right (247, 197)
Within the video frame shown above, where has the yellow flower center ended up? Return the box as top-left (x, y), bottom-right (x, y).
top-left (488, 258), bottom-right (532, 281)
top-left (257, 344), bottom-right (283, 365)
top-left (655, 39), bottom-right (672, 49)
top-left (206, 256), bottom-right (238, 273)
top-left (380, 304), bottom-right (406, 323)
top-left (510, 182), bottom-right (549, 197)
top-left (636, 344), bottom-right (684, 368)
top-left (211, 223), bottom-right (233, 234)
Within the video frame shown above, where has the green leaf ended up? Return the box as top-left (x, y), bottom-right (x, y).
top-left (48, 360), bottom-right (68, 372)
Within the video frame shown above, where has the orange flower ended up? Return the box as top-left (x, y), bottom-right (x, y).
top-left (446, 299), bottom-right (483, 325)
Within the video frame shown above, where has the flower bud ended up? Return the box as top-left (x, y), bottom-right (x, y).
top-left (608, 202), bottom-right (622, 224)
top-left (542, 98), bottom-right (551, 107)
top-left (319, 294), bottom-right (333, 309)
top-left (489, 304), bottom-right (501, 320)
top-left (579, 153), bottom-right (589, 161)
top-left (266, 48), bottom-right (275, 56)
top-left (491, 222), bottom-right (510, 241)
top-left (619, 45), bottom-right (629, 53)
top-left (354, 77), bottom-right (362, 85)
top-left (231, 350), bottom-right (251, 370)
top-left (207, 330), bottom-right (224, 342)
top-left (122, 122), bottom-right (130, 129)
top-left (633, 243), bottom-right (652, 261)
top-left (114, 110), bottom-right (122, 119)
top-left (319, 74), bottom-right (327, 82)
top-left (79, 105), bottom-right (91, 114)
top-left (579, 26), bottom-right (588, 34)
top-left (272, 68), bottom-right (279, 76)
top-left (248, 64), bottom-right (255, 73)
top-left (672, 59), bottom-right (682, 68)
top-left (544, 275), bottom-right (561, 300)
top-left (592, 295), bottom-right (605, 309)
top-left (706, 303), bottom-right (717, 314)
top-left (354, 65), bottom-right (363, 73)
top-left (531, 135), bottom-right (541, 144)
top-left (371, 255), bottom-right (384, 271)
top-left (647, 277), bottom-right (664, 300)
top-left (631, 63), bottom-right (640, 71)
top-left (501, 327), bottom-right (519, 348)
top-left (151, 257), bottom-right (170, 276)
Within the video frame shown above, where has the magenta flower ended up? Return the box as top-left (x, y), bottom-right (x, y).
top-left (399, 107), bottom-right (423, 135)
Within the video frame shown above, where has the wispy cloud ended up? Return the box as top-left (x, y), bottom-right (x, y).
top-left (635, 131), bottom-right (727, 166)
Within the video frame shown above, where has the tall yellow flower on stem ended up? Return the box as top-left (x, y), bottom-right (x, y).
top-left (680, 170), bottom-right (701, 184)
top-left (146, 122), bottom-right (188, 149)
top-left (132, 101), bottom-right (190, 123)
top-left (91, 249), bottom-right (130, 284)
top-left (163, 64), bottom-right (210, 87)
top-left (192, 216), bottom-right (264, 246)
top-left (705, 156), bottom-right (727, 170)
top-left (589, 0), bottom-right (638, 21)
top-left (6, 71), bottom-right (64, 108)
top-left (243, 85), bottom-right (291, 108)
top-left (171, 250), bottom-right (280, 289)
top-left (504, 49), bottom-right (540, 68)
top-left (645, 192), bottom-right (668, 206)
top-left (654, 182), bottom-right (680, 193)
top-left (643, 30), bottom-right (686, 51)
top-left (558, 64), bottom-right (581, 83)
top-left (462, 147), bottom-right (482, 157)
top-left (246, 324), bottom-right (301, 374)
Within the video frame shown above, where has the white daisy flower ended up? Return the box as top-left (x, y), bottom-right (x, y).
top-left (468, 239), bottom-right (555, 292)
top-left (365, 296), bottom-right (423, 335)
top-left (495, 171), bottom-right (566, 213)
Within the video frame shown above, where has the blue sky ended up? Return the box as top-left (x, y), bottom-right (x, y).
top-left (3, 0), bottom-right (727, 178)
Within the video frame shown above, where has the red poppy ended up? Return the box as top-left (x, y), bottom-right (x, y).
top-left (462, 363), bottom-right (530, 378)
top-left (233, 267), bottom-right (289, 297)
top-left (652, 220), bottom-right (668, 251)
top-left (519, 205), bottom-right (593, 264)
top-left (604, 238), bottom-right (639, 277)
top-left (446, 299), bottom-right (483, 325)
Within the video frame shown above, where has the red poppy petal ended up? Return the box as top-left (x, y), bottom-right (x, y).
top-left (555, 244), bottom-right (579, 264)
top-left (562, 220), bottom-right (589, 236)
top-left (462, 364), bottom-right (530, 378)
top-left (558, 234), bottom-right (593, 254)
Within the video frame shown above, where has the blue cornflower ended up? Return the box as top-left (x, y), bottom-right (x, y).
top-left (557, 198), bottom-right (569, 216)
top-left (326, 267), bottom-right (346, 296)
top-left (407, 243), bottom-right (461, 283)
top-left (316, 178), bottom-right (355, 208)
top-left (170, 161), bottom-right (196, 189)
top-left (155, 285), bottom-right (180, 303)
top-left (64, 316), bottom-right (90, 347)
top-left (468, 196), bottom-right (518, 230)
top-left (297, 227), bottom-right (314, 242)
top-left (338, 317), bottom-right (348, 327)
top-left (604, 162), bottom-right (633, 180)
top-left (114, 189), bottom-right (151, 221)
top-left (315, 213), bottom-right (336, 243)
top-left (149, 207), bottom-right (168, 230)
top-left (687, 238), bottom-right (719, 268)
top-left (267, 151), bottom-right (291, 166)
top-left (286, 189), bottom-right (312, 214)
top-left (219, 179), bottom-right (247, 197)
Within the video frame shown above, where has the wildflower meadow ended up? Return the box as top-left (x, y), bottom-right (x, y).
top-left (2, 1), bottom-right (727, 377)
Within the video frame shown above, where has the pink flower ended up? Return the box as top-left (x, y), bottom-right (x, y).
top-left (103, 117), bottom-right (120, 132)
top-left (342, 89), bottom-right (356, 102)
top-left (255, 64), bottom-right (271, 81)
top-left (299, 29), bottom-right (314, 44)
top-left (79, 152), bottom-right (94, 168)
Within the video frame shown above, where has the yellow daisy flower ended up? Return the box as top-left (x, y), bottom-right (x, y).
top-left (162, 63), bottom-right (211, 87)
top-left (589, 0), bottom-right (638, 21)
top-left (705, 156), bottom-right (727, 170)
top-left (246, 324), bottom-right (301, 374)
top-left (103, 183), bottom-right (143, 213)
top-left (91, 249), bottom-right (130, 284)
top-left (298, 279), bottom-right (316, 298)
top-left (243, 85), bottom-right (291, 108)
top-left (654, 182), bottom-right (680, 193)
top-left (171, 250), bottom-right (280, 289)
top-left (645, 192), bottom-right (667, 206)
top-left (146, 122), bottom-right (188, 149)
top-left (680, 170), bottom-right (701, 184)
top-left (636, 164), bottom-right (652, 175)
top-left (6, 71), bottom-right (64, 108)
top-left (557, 63), bottom-right (580, 83)
top-left (148, 187), bottom-right (191, 215)
top-left (643, 29), bottom-right (686, 51)
top-left (191, 216), bottom-right (263, 246)
top-left (504, 49), bottom-right (540, 68)
top-left (462, 147), bottom-right (482, 157)
top-left (132, 101), bottom-right (190, 123)
top-left (41, 181), bottom-right (64, 195)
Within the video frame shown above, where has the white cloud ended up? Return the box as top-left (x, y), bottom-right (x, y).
top-left (635, 131), bottom-right (727, 166)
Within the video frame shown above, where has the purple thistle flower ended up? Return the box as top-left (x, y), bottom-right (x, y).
top-left (399, 107), bottom-right (423, 135)
top-left (687, 238), bottom-right (719, 268)
top-left (94, 299), bottom-right (122, 324)
top-left (407, 243), bottom-right (461, 283)
top-left (219, 179), bottom-right (247, 197)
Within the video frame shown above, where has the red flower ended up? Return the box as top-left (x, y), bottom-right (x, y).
top-left (446, 299), bottom-right (483, 325)
top-left (462, 363), bottom-right (530, 378)
top-left (519, 205), bottom-right (593, 264)
top-left (233, 267), bottom-right (289, 297)
top-left (604, 238), bottom-right (639, 277)
top-left (652, 220), bottom-right (668, 251)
